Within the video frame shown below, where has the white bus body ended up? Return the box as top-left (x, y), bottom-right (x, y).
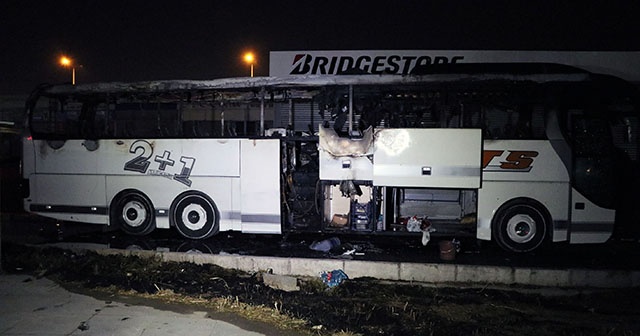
top-left (22, 65), bottom-right (640, 252)
top-left (24, 138), bottom-right (282, 238)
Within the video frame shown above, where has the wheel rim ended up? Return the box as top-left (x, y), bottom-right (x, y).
top-left (181, 203), bottom-right (208, 231)
top-left (122, 200), bottom-right (147, 228)
top-left (110, 191), bottom-right (155, 236)
top-left (171, 191), bottom-right (219, 239)
top-left (506, 214), bottom-right (536, 244)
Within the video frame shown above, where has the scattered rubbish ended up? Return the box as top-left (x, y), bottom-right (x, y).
top-left (398, 216), bottom-right (437, 245)
top-left (406, 216), bottom-right (422, 232)
top-left (329, 214), bottom-right (349, 228)
top-left (77, 321), bottom-right (90, 331)
top-left (334, 242), bottom-right (352, 253)
top-left (421, 230), bottom-right (432, 246)
top-left (310, 237), bottom-right (341, 252)
top-left (439, 240), bottom-right (457, 261)
top-left (420, 217), bottom-right (435, 246)
top-left (320, 269), bottom-right (349, 288)
top-left (342, 248), bottom-right (356, 256)
top-left (325, 242), bottom-right (366, 259)
top-left (452, 238), bottom-right (461, 253)
top-left (405, 215), bottom-right (436, 247)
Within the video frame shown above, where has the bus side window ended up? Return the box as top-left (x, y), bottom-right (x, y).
top-left (50, 98), bottom-right (81, 139)
top-left (79, 102), bottom-right (105, 139)
top-left (30, 97), bottom-right (55, 137)
top-left (462, 103), bottom-right (482, 129)
top-left (530, 105), bottom-right (546, 139)
top-left (182, 120), bottom-right (198, 137)
top-left (483, 105), bottom-right (506, 139)
top-left (481, 104), bottom-right (543, 140)
top-left (111, 107), bottom-right (134, 138)
top-left (159, 108), bottom-right (181, 138)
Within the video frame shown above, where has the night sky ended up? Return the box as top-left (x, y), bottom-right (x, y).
top-left (2, 0), bottom-right (639, 95)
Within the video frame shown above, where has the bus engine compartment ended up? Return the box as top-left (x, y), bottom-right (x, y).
top-left (281, 126), bottom-right (481, 238)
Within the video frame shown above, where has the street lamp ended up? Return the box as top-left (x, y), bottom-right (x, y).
top-left (243, 52), bottom-right (255, 77)
top-left (59, 55), bottom-right (76, 85)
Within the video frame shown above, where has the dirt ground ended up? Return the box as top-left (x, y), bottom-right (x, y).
top-left (3, 243), bottom-right (640, 336)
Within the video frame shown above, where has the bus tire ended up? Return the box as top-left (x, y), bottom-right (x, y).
top-left (110, 190), bottom-right (156, 236)
top-left (492, 198), bottom-right (549, 253)
top-left (170, 191), bottom-right (219, 240)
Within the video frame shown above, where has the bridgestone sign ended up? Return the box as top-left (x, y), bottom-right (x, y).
top-left (269, 50), bottom-right (640, 82)
top-left (288, 54), bottom-right (465, 76)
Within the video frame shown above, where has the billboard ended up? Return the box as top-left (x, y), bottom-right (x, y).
top-left (269, 50), bottom-right (640, 82)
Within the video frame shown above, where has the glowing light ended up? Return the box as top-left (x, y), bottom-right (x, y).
top-left (243, 52), bottom-right (255, 77)
top-left (58, 55), bottom-right (76, 85)
top-left (59, 56), bottom-right (72, 67)
top-left (243, 52), bottom-right (255, 64)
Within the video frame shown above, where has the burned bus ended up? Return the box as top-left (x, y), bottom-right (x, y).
top-left (22, 63), bottom-right (640, 252)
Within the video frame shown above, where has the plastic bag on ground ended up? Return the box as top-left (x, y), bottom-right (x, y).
top-left (420, 218), bottom-right (435, 246)
top-left (407, 216), bottom-right (422, 232)
top-left (320, 269), bottom-right (349, 287)
top-left (309, 237), bottom-right (341, 252)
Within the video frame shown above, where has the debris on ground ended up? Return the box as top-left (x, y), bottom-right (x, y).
top-left (3, 243), bottom-right (640, 336)
top-left (320, 269), bottom-right (348, 288)
top-left (309, 237), bottom-right (340, 252)
top-left (438, 240), bottom-right (457, 261)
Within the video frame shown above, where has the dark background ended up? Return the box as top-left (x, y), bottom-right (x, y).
top-left (2, 0), bottom-right (640, 94)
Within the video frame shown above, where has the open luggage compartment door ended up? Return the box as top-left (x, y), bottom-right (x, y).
top-left (373, 128), bottom-right (482, 188)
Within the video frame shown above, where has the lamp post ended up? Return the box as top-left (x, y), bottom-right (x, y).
top-left (59, 56), bottom-right (76, 85)
top-left (243, 52), bottom-right (255, 77)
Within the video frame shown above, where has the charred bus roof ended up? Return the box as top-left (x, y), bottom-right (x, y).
top-left (33, 62), bottom-right (597, 97)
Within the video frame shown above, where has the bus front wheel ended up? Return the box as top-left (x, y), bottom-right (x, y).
top-left (110, 190), bottom-right (156, 236)
top-left (170, 191), bottom-right (219, 240)
top-left (492, 199), bottom-right (549, 253)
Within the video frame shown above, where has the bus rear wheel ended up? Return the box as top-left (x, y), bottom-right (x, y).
top-left (171, 191), bottom-right (219, 240)
top-left (110, 190), bottom-right (156, 236)
top-left (492, 199), bottom-right (549, 253)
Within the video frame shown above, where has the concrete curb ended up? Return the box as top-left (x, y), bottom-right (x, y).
top-left (48, 243), bottom-right (640, 289)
